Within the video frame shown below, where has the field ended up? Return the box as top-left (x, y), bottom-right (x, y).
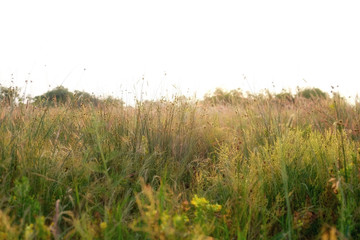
top-left (0, 88), bottom-right (359, 239)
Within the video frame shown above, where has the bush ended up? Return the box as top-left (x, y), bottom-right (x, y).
top-left (297, 88), bottom-right (327, 99)
top-left (275, 90), bottom-right (295, 102)
top-left (203, 88), bottom-right (244, 105)
top-left (34, 86), bottom-right (74, 106)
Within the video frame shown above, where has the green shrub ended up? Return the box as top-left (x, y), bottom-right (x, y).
top-left (297, 88), bottom-right (327, 99)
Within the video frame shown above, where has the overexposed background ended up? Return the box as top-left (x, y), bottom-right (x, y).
top-left (1, 0), bottom-right (360, 102)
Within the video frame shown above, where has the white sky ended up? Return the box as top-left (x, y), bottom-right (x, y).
top-left (1, 0), bottom-right (360, 102)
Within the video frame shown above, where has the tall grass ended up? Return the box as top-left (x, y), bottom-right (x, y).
top-left (0, 90), bottom-right (359, 239)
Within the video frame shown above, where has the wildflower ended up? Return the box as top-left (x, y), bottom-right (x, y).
top-left (172, 214), bottom-right (189, 228)
top-left (100, 221), bottom-right (107, 230)
top-left (182, 200), bottom-right (190, 211)
top-left (191, 195), bottom-right (209, 208)
top-left (24, 224), bottom-right (34, 239)
top-left (210, 204), bottom-right (222, 212)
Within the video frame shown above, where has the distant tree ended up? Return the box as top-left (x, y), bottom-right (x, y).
top-left (100, 96), bottom-right (124, 106)
top-left (34, 86), bottom-right (73, 106)
top-left (34, 86), bottom-right (124, 108)
top-left (297, 88), bottom-right (327, 99)
top-left (0, 85), bottom-right (20, 105)
top-left (73, 90), bottom-right (99, 106)
top-left (275, 90), bottom-right (295, 103)
top-left (203, 88), bottom-right (244, 105)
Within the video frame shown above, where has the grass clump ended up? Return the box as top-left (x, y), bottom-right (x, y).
top-left (0, 87), bottom-right (359, 239)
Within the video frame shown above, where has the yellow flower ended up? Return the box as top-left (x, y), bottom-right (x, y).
top-left (100, 221), bottom-right (107, 230)
top-left (211, 204), bottom-right (222, 212)
top-left (24, 224), bottom-right (34, 240)
top-left (191, 195), bottom-right (209, 207)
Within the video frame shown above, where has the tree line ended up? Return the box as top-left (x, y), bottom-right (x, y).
top-left (0, 85), bottom-right (123, 107)
top-left (1, 84), bottom-right (330, 107)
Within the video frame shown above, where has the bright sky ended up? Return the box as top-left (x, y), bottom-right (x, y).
top-left (1, 0), bottom-right (360, 102)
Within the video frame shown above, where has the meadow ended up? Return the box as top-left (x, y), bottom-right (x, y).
top-left (0, 87), bottom-right (359, 239)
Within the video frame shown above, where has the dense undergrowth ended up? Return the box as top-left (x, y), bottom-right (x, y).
top-left (0, 88), bottom-right (360, 239)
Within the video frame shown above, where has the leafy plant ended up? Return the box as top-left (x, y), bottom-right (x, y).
top-left (10, 177), bottom-right (40, 222)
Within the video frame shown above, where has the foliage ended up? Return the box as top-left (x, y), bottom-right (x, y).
top-left (275, 90), bottom-right (295, 102)
top-left (10, 177), bottom-right (41, 222)
top-left (33, 86), bottom-right (123, 107)
top-left (131, 180), bottom-right (222, 239)
top-left (73, 90), bottom-right (100, 107)
top-left (203, 88), bottom-right (244, 105)
top-left (34, 86), bottom-right (74, 106)
top-left (297, 87), bottom-right (328, 99)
